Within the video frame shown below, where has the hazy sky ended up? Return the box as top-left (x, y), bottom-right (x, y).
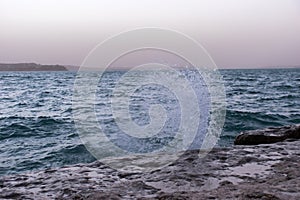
top-left (1, 0), bottom-right (300, 68)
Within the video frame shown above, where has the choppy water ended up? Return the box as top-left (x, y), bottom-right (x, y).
top-left (0, 68), bottom-right (299, 175)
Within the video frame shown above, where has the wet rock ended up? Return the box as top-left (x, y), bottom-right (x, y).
top-left (234, 124), bottom-right (300, 145)
top-left (1, 127), bottom-right (300, 199)
top-left (243, 191), bottom-right (281, 200)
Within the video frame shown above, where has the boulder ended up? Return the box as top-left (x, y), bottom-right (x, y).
top-left (234, 124), bottom-right (300, 145)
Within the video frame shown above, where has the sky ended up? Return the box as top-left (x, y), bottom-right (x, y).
top-left (0, 0), bottom-right (300, 69)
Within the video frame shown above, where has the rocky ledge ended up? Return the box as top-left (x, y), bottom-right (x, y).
top-left (1, 125), bottom-right (300, 199)
top-left (235, 124), bottom-right (300, 145)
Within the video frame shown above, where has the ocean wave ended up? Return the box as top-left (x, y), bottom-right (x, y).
top-left (0, 116), bottom-right (73, 140)
top-left (40, 144), bottom-right (95, 166)
top-left (0, 69), bottom-right (299, 176)
top-left (223, 110), bottom-right (289, 138)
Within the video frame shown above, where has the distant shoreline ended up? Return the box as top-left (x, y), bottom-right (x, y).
top-left (0, 63), bottom-right (67, 71)
top-left (0, 62), bottom-right (299, 71)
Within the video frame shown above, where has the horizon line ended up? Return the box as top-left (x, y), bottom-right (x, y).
top-left (0, 62), bottom-right (299, 70)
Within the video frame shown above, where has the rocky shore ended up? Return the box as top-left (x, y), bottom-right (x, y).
top-left (1, 125), bottom-right (300, 199)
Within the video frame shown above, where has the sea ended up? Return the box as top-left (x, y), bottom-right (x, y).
top-left (0, 68), bottom-right (299, 176)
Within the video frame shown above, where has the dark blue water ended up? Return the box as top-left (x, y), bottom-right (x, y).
top-left (0, 69), bottom-right (299, 175)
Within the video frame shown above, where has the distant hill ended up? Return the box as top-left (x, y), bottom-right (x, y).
top-left (0, 63), bottom-right (67, 71)
top-left (64, 65), bottom-right (80, 71)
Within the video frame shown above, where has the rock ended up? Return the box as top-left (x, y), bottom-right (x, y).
top-left (234, 124), bottom-right (300, 145)
top-left (1, 139), bottom-right (300, 199)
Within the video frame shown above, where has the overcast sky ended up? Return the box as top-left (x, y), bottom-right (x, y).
top-left (1, 0), bottom-right (299, 68)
